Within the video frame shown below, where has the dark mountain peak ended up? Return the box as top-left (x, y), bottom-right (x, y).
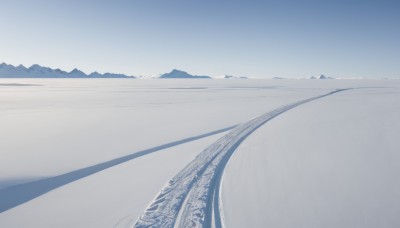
top-left (0, 62), bottom-right (8, 68)
top-left (171, 69), bottom-right (186, 74)
top-left (319, 74), bottom-right (334, 79)
top-left (29, 64), bottom-right (42, 69)
top-left (70, 68), bottom-right (84, 74)
top-left (160, 69), bottom-right (210, 79)
top-left (89, 71), bottom-right (102, 77)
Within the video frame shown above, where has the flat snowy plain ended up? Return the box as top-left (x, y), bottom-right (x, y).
top-left (0, 79), bottom-right (399, 227)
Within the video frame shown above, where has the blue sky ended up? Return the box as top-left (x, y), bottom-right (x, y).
top-left (0, 0), bottom-right (399, 78)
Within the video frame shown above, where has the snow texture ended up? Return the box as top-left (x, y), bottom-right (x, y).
top-left (135, 89), bottom-right (350, 227)
top-left (0, 79), bottom-right (399, 228)
top-left (222, 87), bottom-right (400, 228)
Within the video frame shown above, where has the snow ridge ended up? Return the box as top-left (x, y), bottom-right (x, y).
top-left (134, 88), bottom-right (351, 228)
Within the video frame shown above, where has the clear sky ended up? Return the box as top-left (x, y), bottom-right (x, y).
top-left (1, 0), bottom-right (399, 78)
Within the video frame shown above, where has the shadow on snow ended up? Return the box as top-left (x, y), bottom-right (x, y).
top-left (0, 125), bottom-right (236, 213)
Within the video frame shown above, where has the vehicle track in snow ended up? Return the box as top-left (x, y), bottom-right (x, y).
top-left (135, 88), bottom-right (351, 228)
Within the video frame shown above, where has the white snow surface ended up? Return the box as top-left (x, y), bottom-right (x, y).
top-left (0, 79), bottom-right (321, 184)
top-left (222, 86), bottom-right (400, 228)
top-left (0, 79), bottom-right (399, 227)
top-left (135, 89), bottom-right (350, 227)
top-left (0, 131), bottom-right (225, 228)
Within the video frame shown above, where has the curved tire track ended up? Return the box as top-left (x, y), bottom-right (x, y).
top-left (135, 89), bottom-right (351, 228)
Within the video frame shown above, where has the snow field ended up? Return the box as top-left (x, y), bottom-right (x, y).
top-left (1, 79), bottom-right (399, 227)
top-left (222, 87), bottom-right (400, 228)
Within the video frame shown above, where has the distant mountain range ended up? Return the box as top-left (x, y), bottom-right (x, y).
top-left (215, 75), bottom-right (248, 79)
top-left (0, 62), bottom-right (336, 80)
top-left (309, 75), bottom-right (335, 79)
top-left (0, 63), bottom-right (134, 78)
top-left (159, 69), bottom-right (211, 79)
top-left (273, 75), bottom-right (335, 80)
top-left (0, 63), bottom-right (215, 79)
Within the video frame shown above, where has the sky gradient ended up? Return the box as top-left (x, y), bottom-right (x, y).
top-left (1, 0), bottom-right (399, 78)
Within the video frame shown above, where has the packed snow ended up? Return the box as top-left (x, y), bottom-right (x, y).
top-left (0, 78), bottom-right (399, 227)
